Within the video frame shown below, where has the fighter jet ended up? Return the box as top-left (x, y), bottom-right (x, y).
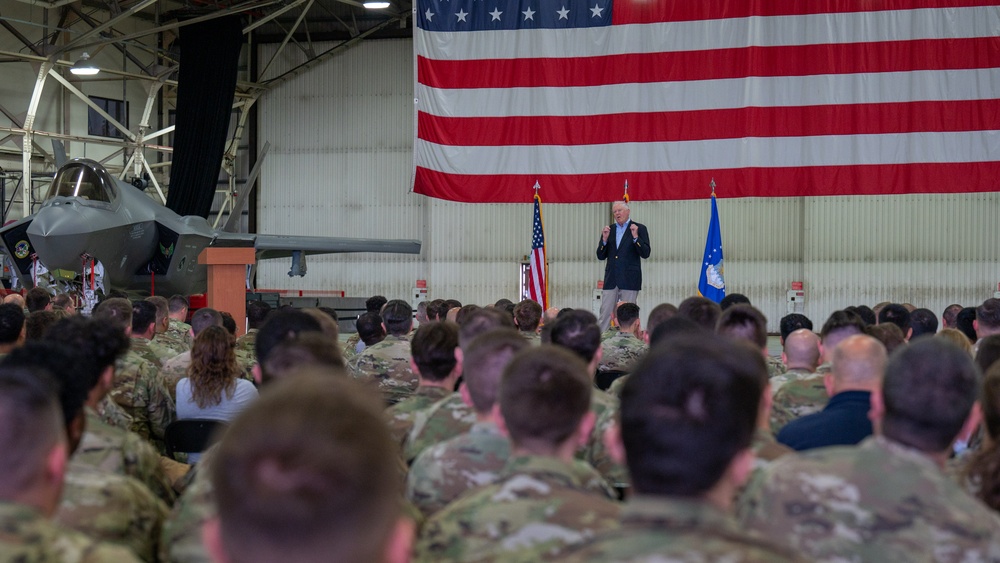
top-left (0, 158), bottom-right (421, 295)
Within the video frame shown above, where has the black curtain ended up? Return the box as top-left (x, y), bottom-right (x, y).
top-left (166, 15), bottom-right (243, 218)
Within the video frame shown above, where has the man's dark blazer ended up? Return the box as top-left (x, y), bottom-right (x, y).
top-left (596, 220), bottom-right (651, 291)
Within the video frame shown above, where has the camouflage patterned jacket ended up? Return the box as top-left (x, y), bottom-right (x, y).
top-left (386, 385), bottom-right (453, 448)
top-left (561, 495), bottom-right (801, 562)
top-left (160, 445), bottom-right (217, 563)
top-left (75, 407), bottom-right (176, 505)
top-left (407, 422), bottom-right (615, 518)
top-left (405, 393), bottom-right (477, 462)
top-left (234, 328), bottom-right (257, 366)
top-left (520, 331), bottom-right (542, 346)
top-left (769, 374), bottom-right (827, 433)
top-left (96, 394), bottom-right (134, 431)
top-left (160, 319), bottom-right (192, 353)
top-left (738, 435), bottom-right (1000, 562)
top-left (598, 332), bottom-right (646, 375)
top-left (348, 335), bottom-right (417, 405)
top-left (766, 355), bottom-right (787, 379)
top-left (768, 367), bottom-right (816, 396)
top-left (56, 468), bottom-right (169, 563)
top-left (582, 391), bottom-right (627, 492)
top-left (414, 454), bottom-right (622, 562)
top-left (111, 350), bottom-right (175, 450)
top-left (342, 332), bottom-right (362, 361)
top-left (131, 337), bottom-right (165, 368)
top-left (0, 500), bottom-right (141, 562)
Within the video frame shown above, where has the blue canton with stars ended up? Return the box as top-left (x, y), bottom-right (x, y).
top-left (532, 196), bottom-right (545, 250)
top-left (416, 0), bottom-right (612, 31)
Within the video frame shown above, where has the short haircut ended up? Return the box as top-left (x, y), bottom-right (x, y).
top-left (25, 311), bottom-right (63, 341)
top-left (190, 308), bottom-right (223, 337)
top-left (547, 309), bottom-right (601, 364)
top-left (783, 329), bottom-right (820, 367)
top-left (978, 299), bottom-right (1000, 331)
top-left (454, 304), bottom-right (481, 326)
top-left (168, 294), bottom-right (189, 314)
top-left (212, 375), bottom-right (400, 563)
top-left (255, 309), bottom-right (323, 367)
top-left (52, 294), bottom-right (73, 311)
top-left (145, 296), bottom-right (169, 326)
top-left (0, 364), bottom-right (63, 498)
top-left (513, 299), bottom-right (543, 332)
top-left (956, 308), bottom-right (979, 343)
top-left (381, 300), bottom-right (413, 336)
top-left (878, 304), bottom-right (911, 334)
top-left (645, 303), bottom-right (677, 335)
top-left (355, 313), bottom-right (385, 346)
top-left (677, 296), bottom-right (722, 331)
top-left (936, 328), bottom-right (974, 357)
top-left (444, 299), bottom-right (463, 311)
top-left (882, 338), bottom-right (980, 453)
top-left (316, 306), bottom-right (338, 323)
top-left (131, 300), bottom-right (158, 334)
top-left (365, 295), bottom-right (388, 314)
top-left (649, 316), bottom-right (703, 348)
top-left (820, 310), bottom-right (866, 348)
top-left (909, 308), bottom-right (938, 339)
top-left (463, 330), bottom-right (528, 414)
top-left (621, 334), bottom-right (763, 496)
top-left (42, 316), bottom-right (130, 391)
top-left (616, 303), bottom-right (640, 328)
top-left (220, 312), bottom-right (238, 335)
top-left (864, 323), bottom-right (907, 355)
top-left (302, 309), bottom-right (339, 343)
top-left (246, 301), bottom-right (272, 330)
top-left (25, 287), bottom-right (51, 313)
top-left (260, 333), bottom-right (346, 386)
top-left (831, 335), bottom-right (887, 386)
top-left (494, 298), bottom-right (514, 309)
top-left (942, 304), bottom-right (963, 328)
top-left (0, 303), bottom-right (25, 345)
top-left (716, 305), bottom-right (767, 349)
top-left (779, 313), bottom-right (813, 342)
top-left (426, 299), bottom-right (448, 321)
top-left (719, 293), bottom-right (751, 311)
top-left (4, 342), bottom-right (91, 432)
top-left (499, 345), bottom-right (591, 449)
top-left (458, 308), bottom-right (515, 350)
top-left (92, 297), bottom-right (133, 332)
top-left (975, 335), bottom-right (1000, 374)
top-left (410, 322), bottom-right (459, 382)
top-left (853, 305), bottom-right (877, 326)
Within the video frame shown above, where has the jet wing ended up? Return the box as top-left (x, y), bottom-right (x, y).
top-left (219, 234), bottom-right (422, 259)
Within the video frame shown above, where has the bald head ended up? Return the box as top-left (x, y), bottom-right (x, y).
top-left (830, 334), bottom-right (888, 392)
top-left (782, 329), bottom-right (820, 371)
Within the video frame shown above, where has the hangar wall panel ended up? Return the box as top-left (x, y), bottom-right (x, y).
top-left (257, 38), bottom-right (1000, 331)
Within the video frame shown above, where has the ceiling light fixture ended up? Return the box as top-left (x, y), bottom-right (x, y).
top-left (70, 52), bottom-right (99, 76)
top-left (364, 1), bottom-right (391, 8)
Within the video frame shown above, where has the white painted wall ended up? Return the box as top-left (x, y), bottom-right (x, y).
top-left (267, 38), bottom-right (1000, 330)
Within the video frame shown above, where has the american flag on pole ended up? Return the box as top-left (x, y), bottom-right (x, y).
top-left (412, 1), bottom-right (1000, 203)
top-left (527, 191), bottom-right (548, 309)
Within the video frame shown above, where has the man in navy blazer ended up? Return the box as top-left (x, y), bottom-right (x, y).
top-left (596, 200), bottom-right (651, 331)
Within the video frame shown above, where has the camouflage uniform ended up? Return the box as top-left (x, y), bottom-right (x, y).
top-left (160, 446), bottom-right (217, 563)
top-left (75, 407), bottom-right (176, 505)
top-left (131, 337), bottom-right (164, 367)
top-left (581, 391), bottom-right (627, 492)
top-left (599, 326), bottom-right (617, 342)
top-left (111, 350), bottom-right (175, 450)
top-left (160, 319), bottom-right (192, 353)
top-left (348, 335), bottom-right (417, 405)
top-left (520, 331), bottom-right (542, 345)
top-left (768, 367), bottom-right (816, 396)
top-left (97, 394), bottom-right (134, 431)
top-left (597, 332), bottom-right (646, 374)
top-left (561, 496), bottom-right (800, 562)
top-left (147, 338), bottom-right (179, 367)
top-left (234, 328), bottom-right (257, 366)
top-left (404, 393), bottom-right (477, 462)
top-left (766, 355), bottom-right (787, 379)
top-left (56, 468), bottom-right (169, 562)
top-left (414, 455), bottom-right (622, 562)
top-left (386, 385), bottom-right (453, 448)
top-left (738, 435), bottom-right (1000, 561)
top-left (343, 332), bottom-right (362, 361)
top-left (407, 421), bottom-right (615, 517)
top-left (769, 374), bottom-right (827, 433)
top-left (606, 373), bottom-right (629, 398)
top-left (0, 500), bottom-right (141, 562)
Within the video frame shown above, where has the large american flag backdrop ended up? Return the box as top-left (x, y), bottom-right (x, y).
top-left (411, 1), bottom-right (1000, 203)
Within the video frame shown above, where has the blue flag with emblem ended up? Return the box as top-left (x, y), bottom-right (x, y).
top-left (698, 192), bottom-right (725, 303)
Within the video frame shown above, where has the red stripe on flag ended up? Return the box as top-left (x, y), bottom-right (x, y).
top-left (417, 38), bottom-right (1000, 89)
top-left (612, 0), bottom-right (999, 25)
top-left (417, 100), bottom-right (1000, 146)
top-left (414, 162), bottom-right (1000, 203)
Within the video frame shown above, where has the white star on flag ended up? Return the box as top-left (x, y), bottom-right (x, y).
top-left (424, 8), bottom-right (434, 20)
top-left (522, 7), bottom-right (535, 20)
top-left (489, 7), bottom-right (502, 20)
top-left (589, 3), bottom-right (603, 17)
top-left (455, 9), bottom-right (468, 21)
top-left (556, 6), bottom-right (569, 19)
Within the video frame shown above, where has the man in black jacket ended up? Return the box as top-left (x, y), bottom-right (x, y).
top-left (597, 200), bottom-right (651, 331)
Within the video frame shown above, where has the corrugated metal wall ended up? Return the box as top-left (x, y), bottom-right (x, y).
top-left (257, 39), bottom-right (1000, 331)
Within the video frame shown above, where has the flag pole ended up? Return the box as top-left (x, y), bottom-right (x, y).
top-left (710, 177), bottom-right (716, 196)
top-left (623, 179), bottom-right (629, 202)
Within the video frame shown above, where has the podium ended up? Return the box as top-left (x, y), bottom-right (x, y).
top-left (197, 247), bottom-right (255, 336)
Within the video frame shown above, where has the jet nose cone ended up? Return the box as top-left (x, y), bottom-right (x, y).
top-left (25, 201), bottom-right (89, 270)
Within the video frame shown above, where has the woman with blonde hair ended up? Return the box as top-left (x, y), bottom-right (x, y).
top-left (176, 325), bottom-right (258, 460)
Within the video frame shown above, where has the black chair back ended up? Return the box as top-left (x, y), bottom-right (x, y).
top-left (164, 419), bottom-right (226, 458)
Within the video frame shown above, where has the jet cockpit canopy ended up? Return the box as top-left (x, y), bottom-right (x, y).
top-left (45, 160), bottom-right (117, 204)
